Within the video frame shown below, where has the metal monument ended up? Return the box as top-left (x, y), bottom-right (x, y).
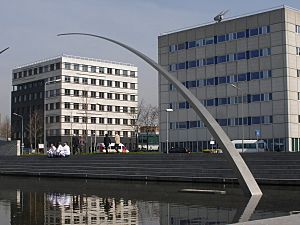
top-left (57, 33), bottom-right (262, 196)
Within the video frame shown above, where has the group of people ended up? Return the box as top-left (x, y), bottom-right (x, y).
top-left (103, 132), bottom-right (120, 154)
top-left (47, 143), bottom-right (71, 158)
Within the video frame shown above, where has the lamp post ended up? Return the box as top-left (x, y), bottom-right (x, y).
top-left (44, 79), bottom-right (61, 154)
top-left (13, 113), bottom-right (23, 155)
top-left (230, 84), bottom-right (245, 153)
top-left (166, 108), bottom-right (173, 154)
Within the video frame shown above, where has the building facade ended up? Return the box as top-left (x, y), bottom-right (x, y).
top-left (158, 6), bottom-right (300, 152)
top-left (11, 55), bottom-right (138, 151)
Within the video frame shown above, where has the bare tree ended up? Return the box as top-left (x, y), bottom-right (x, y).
top-left (0, 115), bottom-right (11, 140)
top-left (140, 104), bottom-right (159, 151)
top-left (128, 100), bottom-right (145, 151)
top-left (26, 110), bottom-right (43, 150)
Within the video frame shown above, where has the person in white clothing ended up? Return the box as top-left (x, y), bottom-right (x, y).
top-left (63, 143), bottom-right (71, 157)
top-left (47, 144), bottom-right (57, 158)
top-left (56, 143), bottom-right (64, 157)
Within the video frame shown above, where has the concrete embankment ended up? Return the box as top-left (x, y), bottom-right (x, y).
top-left (0, 152), bottom-right (300, 185)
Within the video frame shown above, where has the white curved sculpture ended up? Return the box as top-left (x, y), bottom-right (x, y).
top-left (57, 33), bottom-right (262, 196)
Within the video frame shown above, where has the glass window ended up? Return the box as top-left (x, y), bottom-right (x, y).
top-left (73, 64), bottom-right (79, 71)
top-left (237, 52), bottom-right (246, 60)
top-left (250, 50), bottom-right (259, 58)
top-left (169, 44), bottom-right (177, 52)
top-left (206, 78), bottom-right (214, 86)
top-left (206, 57), bottom-right (214, 65)
top-left (177, 43), bottom-right (185, 50)
top-left (177, 62), bottom-right (185, 70)
top-left (217, 55), bottom-right (226, 63)
top-left (82, 65), bottom-right (88, 72)
top-left (252, 116), bottom-right (261, 124)
top-left (204, 37), bottom-right (214, 45)
top-left (188, 41), bottom-right (196, 48)
top-left (252, 94), bottom-right (261, 102)
top-left (206, 99), bottom-right (214, 106)
top-left (91, 66), bottom-right (96, 73)
top-left (238, 73), bottom-right (247, 81)
top-left (250, 28), bottom-right (259, 36)
top-left (217, 35), bottom-right (226, 42)
top-left (251, 72), bottom-right (260, 80)
top-left (188, 60), bottom-right (197, 68)
top-left (74, 77), bottom-right (79, 83)
top-left (237, 31), bottom-right (245, 39)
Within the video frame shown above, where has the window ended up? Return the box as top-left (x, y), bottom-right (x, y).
top-left (99, 105), bottom-right (104, 111)
top-left (74, 129), bottom-right (79, 135)
top-left (56, 116), bottom-right (60, 123)
top-left (91, 104), bottom-right (96, 111)
top-left (237, 31), bottom-right (245, 39)
top-left (237, 52), bottom-right (246, 60)
top-left (91, 79), bottom-right (96, 85)
top-left (297, 47), bottom-right (300, 56)
top-left (65, 102), bottom-right (70, 109)
top-left (82, 104), bottom-right (88, 110)
top-left (251, 72), bottom-right (260, 80)
top-left (206, 57), bottom-right (214, 65)
top-left (115, 118), bottom-right (120, 124)
top-left (91, 91), bottom-right (96, 98)
top-left (82, 78), bottom-right (88, 84)
top-left (39, 67), bottom-right (43, 73)
top-left (96, 92), bottom-right (104, 100)
top-left (107, 80), bottom-right (112, 87)
top-left (123, 82), bottom-right (128, 88)
top-left (296, 25), bottom-right (300, 33)
top-left (74, 116), bottom-right (79, 123)
top-left (107, 93), bottom-right (113, 99)
top-left (123, 94), bottom-right (128, 101)
top-left (99, 118), bottom-right (104, 124)
top-left (123, 106), bottom-right (128, 112)
top-left (74, 103), bottom-right (79, 110)
top-left (50, 64), bottom-right (55, 71)
top-left (115, 69), bottom-right (120, 75)
top-left (107, 118), bottom-right (113, 124)
top-left (123, 70), bottom-right (128, 76)
top-left (298, 69), bottom-right (300, 77)
top-left (115, 106), bottom-right (120, 112)
top-left (82, 117), bottom-right (87, 123)
top-left (74, 64), bottom-right (79, 71)
top-left (217, 55), bottom-right (226, 63)
top-left (91, 117), bottom-right (96, 124)
top-left (260, 48), bottom-right (271, 56)
top-left (56, 102), bottom-right (60, 109)
top-left (65, 129), bottom-right (70, 135)
top-left (65, 116), bottom-right (71, 122)
top-left (65, 89), bottom-right (70, 96)
top-left (65, 76), bottom-right (71, 82)
top-left (130, 107), bottom-right (136, 113)
top-left (115, 81), bottom-right (120, 88)
top-left (250, 50), bottom-right (259, 58)
top-left (107, 105), bottom-right (113, 111)
top-left (74, 77), bottom-right (79, 83)
top-left (91, 66), bottom-right (96, 73)
top-left (74, 90), bottom-right (79, 96)
top-left (123, 119), bottom-right (128, 125)
top-left (82, 65), bottom-right (88, 72)
top-left (82, 91), bottom-right (88, 97)
top-left (130, 83), bottom-right (135, 89)
top-left (204, 37), bottom-right (214, 45)
top-left (217, 35), bottom-right (226, 43)
top-left (169, 44), bottom-right (177, 52)
top-left (107, 68), bottom-right (112, 74)
top-left (250, 28), bottom-right (259, 36)
top-left (99, 79), bottom-right (104, 86)
top-left (56, 63), bottom-right (61, 70)
top-left (99, 67), bottom-right (104, 73)
top-left (130, 95), bottom-right (135, 101)
top-left (130, 71), bottom-right (135, 77)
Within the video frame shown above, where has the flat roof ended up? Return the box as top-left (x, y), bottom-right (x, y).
top-left (14, 54), bottom-right (135, 70)
top-left (159, 5), bottom-right (299, 36)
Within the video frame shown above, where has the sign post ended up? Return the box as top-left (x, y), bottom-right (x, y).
top-left (255, 130), bottom-right (261, 152)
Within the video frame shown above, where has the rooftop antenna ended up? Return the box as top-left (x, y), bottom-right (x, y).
top-left (214, 10), bottom-right (229, 23)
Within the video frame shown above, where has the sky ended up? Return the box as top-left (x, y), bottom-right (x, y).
top-left (1, 0), bottom-right (300, 119)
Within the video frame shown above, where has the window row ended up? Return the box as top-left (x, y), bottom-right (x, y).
top-left (64, 62), bottom-right (137, 77)
top-left (62, 89), bottom-right (137, 101)
top-left (63, 75), bottom-right (137, 88)
top-left (169, 25), bottom-right (270, 52)
top-left (169, 115), bottom-right (273, 130)
top-left (169, 70), bottom-right (272, 91)
top-left (13, 63), bottom-right (61, 79)
top-left (47, 115), bottom-right (135, 125)
top-left (47, 129), bottom-right (133, 137)
top-left (169, 48), bottom-right (271, 71)
top-left (13, 92), bottom-right (43, 103)
top-left (171, 93), bottom-right (272, 109)
top-left (56, 102), bottom-right (136, 113)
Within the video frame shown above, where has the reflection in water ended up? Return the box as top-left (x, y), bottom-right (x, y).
top-left (0, 176), bottom-right (300, 225)
top-left (45, 193), bottom-right (146, 224)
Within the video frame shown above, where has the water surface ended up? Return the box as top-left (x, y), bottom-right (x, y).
top-left (0, 176), bottom-right (299, 225)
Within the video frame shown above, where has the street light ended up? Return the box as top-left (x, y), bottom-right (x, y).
top-left (230, 83), bottom-right (245, 153)
top-left (44, 79), bottom-right (61, 154)
top-left (166, 108), bottom-right (173, 154)
top-left (13, 112), bottom-right (23, 155)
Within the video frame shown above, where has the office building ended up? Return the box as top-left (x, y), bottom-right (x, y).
top-left (158, 6), bottom-right (300, 152)
top-left (11, 55), bottom-right (138, 150)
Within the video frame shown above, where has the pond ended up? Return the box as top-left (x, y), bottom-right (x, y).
top-left (0, 176), bottom-right (299, 225)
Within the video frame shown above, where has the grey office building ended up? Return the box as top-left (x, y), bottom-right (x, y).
top-left (158, 6), bottom-right (300, 152)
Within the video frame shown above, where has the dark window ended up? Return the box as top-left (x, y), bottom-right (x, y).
top-left (74, 103), bottom-right (79, 109)
top-left (107, 68), bottom-right (112, 74)
top-left (252, 94), bottom-right (261, 102)
top-left (217, 55), bottom-right (226, 63)
top-left (218, 76), bottom-right (227, 84)
top-left (237, 31), bottom-right (245, 39)
top-left (217, 35), bottom-right (226, 42)
top-left (206, 57), bottom-right (214, 65)
top-left (177, 63), bottom-right (185, 70)
top-left (250, 50), bottom-right (259, 58)
top-left (250, 28), bottom-right (259, 36)
top-left (56, 102), bottom-right (60, 109)
top-left (50, 64), bottom-right (55, 71)
top-left (56, 63), bottom-right (61, 69)
top-left (251, 72), bottom-right (260, 80)
top-left (238, 73), bottom-right (247, 81)
top-left (39, 67), bottom-right (43, 73)
top-left (34, 68), bottom-right (38, 74)
top-left (177, 43), bottom-right (185, 50)
top-left (188, 41), bottom-right (196, 48)
top-left (206, 78), bottom-right (214, 86)
top-left (206, 99), bottom-right (214, 106)
top-left (91, 79), bottom-right (96, 85)
top-left (237, 52), bottom-right (246, 60)
top-left (188, 60), bottom-right (197, 68)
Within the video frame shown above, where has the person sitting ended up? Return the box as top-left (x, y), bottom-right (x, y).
top-left (63, 142), bottom-right (71, 157)
top-left (56, 143), bottom-right (64, 157)
top-left (47, 144), bottom-right (57, 158)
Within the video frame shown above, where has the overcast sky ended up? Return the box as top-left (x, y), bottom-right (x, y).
top-left (1, 0), bottom-right (300, 119)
